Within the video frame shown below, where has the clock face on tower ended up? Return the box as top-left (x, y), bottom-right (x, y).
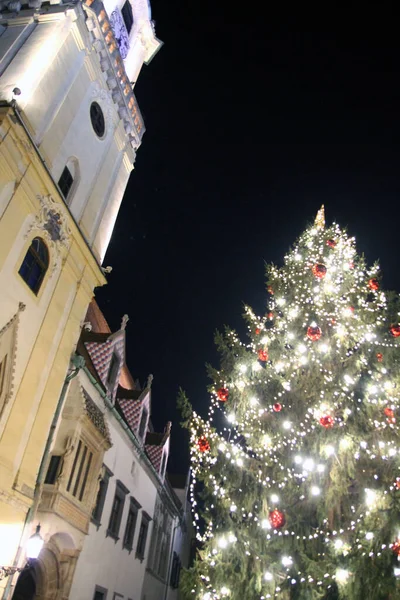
top-left (110, 9), bottom-right (130, 59)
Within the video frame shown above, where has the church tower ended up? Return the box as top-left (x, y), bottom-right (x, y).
top-left (0, 0), bottom-right (161, 591)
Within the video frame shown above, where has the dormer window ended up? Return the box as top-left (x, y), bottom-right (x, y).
top-left (138, 406), bottom-right (148, 441)
top-left (107, 351), bottom-right (120, 390)
top-left (121, 0), bottom-right (133, 34)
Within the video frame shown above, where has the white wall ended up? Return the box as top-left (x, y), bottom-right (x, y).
top-left (70, 372), bottom-right (158, 600)
top-left (0, 7), bottom-right (138, 263)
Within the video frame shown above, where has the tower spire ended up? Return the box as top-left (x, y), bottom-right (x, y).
top-left (314, 205), bottom-right (325, 230)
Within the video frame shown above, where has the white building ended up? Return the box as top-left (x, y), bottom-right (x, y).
top-left (0, 0), bottom-right (161, 263)
top-left (16, 301), bottom-right (193, 600)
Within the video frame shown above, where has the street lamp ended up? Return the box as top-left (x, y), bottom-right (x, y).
top-left (0, 524), bottom-right (44, 580)
top-left (25, 525), bottom-right (44, 560)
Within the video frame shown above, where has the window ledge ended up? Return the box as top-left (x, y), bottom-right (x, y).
top-left (91, 517), bottom-right (102, 530)
top-left (106, 529), bottom-right (120, 542)
top-left (145, 566), bottom-right (166, 583)
top-left (123, 543), bottom-right (133, 553)
top-left (135, 553), bottom-right (145, 563)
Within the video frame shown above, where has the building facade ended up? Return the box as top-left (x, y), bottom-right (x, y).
top-left (9, 301), bottom-right (191, 599)
top-left (0, 0), bottom-right (161, 595)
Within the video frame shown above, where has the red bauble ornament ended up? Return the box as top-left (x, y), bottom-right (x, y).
top-left (269, 509), bottom-right (286, 530)
top-left (349, 262), bottom-right (355, 269)
top-left (217, 387), bottom-right (229, 402)
top-left (312, 263), bottom-right (327, 279)
top-left (255, 328), bottom-right (261, 335)
top-left (267, 312), bottom-right (274, 320)
top-left (384, 407), bottom-right (394, 419)
top-left (392, 541), bottom-right (400, 556)
top-left (349, 306), bottom-right (355, 313)
top-left (319, 415), bottom-right (334, 429)
top-left (307, 326), bottom-right (322, 341)
top-left (390, 324), bottom-right (400, 338)
top-left (376, 353), bottom-right (383, 362)
top-left (258, 349), bottom-right (268, 362)
top-left (326, 239), bottom-right (336, 248)
top-left (273, 403), bottom-right (282, 412)
top-left (368, 278), bottom-right (379, 291)
top-left (267, 286), bottom-right (274, 295)
top-left (197, 436), bottom-right (210, 453)
top-left (395, 478), bottom-right (400, 489)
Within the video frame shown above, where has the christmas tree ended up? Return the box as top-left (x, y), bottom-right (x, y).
top-left (179, 207), bottom-right (400, 600)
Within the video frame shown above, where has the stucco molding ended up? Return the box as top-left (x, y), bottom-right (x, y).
top-left (24, 194), bottom-right (71, 271)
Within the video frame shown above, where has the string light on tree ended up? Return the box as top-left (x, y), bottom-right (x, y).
top-left (178, 207), bottom-right (400, 600)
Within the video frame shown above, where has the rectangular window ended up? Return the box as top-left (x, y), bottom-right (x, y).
top-left (136, 512), bottom-right (151, 560)
top-left (67, 440), bottom-right (82, 492)
top-left (123, 497), bottom-right (141, 551)
top-left (107, 352), bottom-right (120, 390)
top-left (170, 552), bottom-right (181, 589)
top-left (66, 439), bottom-right (93, 502)
top-left (58, 166), bottom-right (73, 200)
top-left (93, 585), bottom-right (108, 600)
top-left (138, 406), bottom-right (148, 440)
top-left (92, 465), bottom-right (112, 525)
top-left (44, 455), bottom-right (62, 485)
top-left (107, 480), bottom-right (129, 540)
top-left (121, 0), bottom-right (133, 33)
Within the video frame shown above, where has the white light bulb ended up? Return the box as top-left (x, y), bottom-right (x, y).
top-left (294, 253), bottom-right (302, 261)
top-left (236, 458), bottom-right (243, 467)
top-left (218, 443), bottom-right (225, 452)
top-left (270, 494), bottom-right (279, 504)
top-left (230, 504), bottom-right (237, 512)
top-left (264, 571), bottom-right (273, 581)
top-left (303, 458), bottom-right (315, 472)
top-left (366, 532), bottom-right (374, 540)
top-left (227, 413), bottom-right (235, 424)
top-left (281, 556), bottom-right (293, 567)
top-left (221, 587), bottom-right (230, 596)
top-left (365, 489), bottom-right (377, 507)
top-left (360, 441), bottom-right (367, 449)
top-left (276, 298), bottom-right (286, 306)
top-left (298, 344), bottom-right (307, 354)
top-left (311, 486), bottom-right (320, 496)
top-left (317, 464), bottom-right (325, 473)
top-left (294, 455), bottom-right (303, 465)
top-left (325, 445), bottom-right (335, 457)
top-left (283, 421), bottom-right (291, 430)
top-left (334, 539), bottom-right (344, 550)
top-left (218, 537), bottom-right (228, 549)
top-left (262, 519), bottom-right (271, 530)
top-left (250, 396), bottom-right (258, 406)
top-left (335, 568), bottom-right (350, 583)
top-left (228, 533), bottom-right (237, 543)
top-left (320, 343), bottom-right (329, 353)
top-left (253, 362), bottom-right (262, 372)
top-left (239, 364), bottom-right (247, 374)
top-left (394, 567), bottom-right (400, 577)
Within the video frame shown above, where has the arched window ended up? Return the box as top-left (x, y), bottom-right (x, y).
top-left (18, 237), bottom-right (49, 295)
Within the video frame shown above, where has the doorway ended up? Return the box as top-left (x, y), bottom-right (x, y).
top-left (12, 566), bottom-right (36, 600)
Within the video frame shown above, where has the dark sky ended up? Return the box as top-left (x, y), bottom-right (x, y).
top-left (96, 9), bottom-right (400, 473)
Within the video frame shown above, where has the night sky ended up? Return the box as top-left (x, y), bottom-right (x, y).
top-left (96, 10), bottom-right (400, 474)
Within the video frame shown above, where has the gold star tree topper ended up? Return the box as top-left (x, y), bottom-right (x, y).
top-left (314, 205), bottom-right (325, 230)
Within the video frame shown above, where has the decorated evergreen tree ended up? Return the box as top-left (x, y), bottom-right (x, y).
top-left (179, 208), bottom-right (400, 600)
